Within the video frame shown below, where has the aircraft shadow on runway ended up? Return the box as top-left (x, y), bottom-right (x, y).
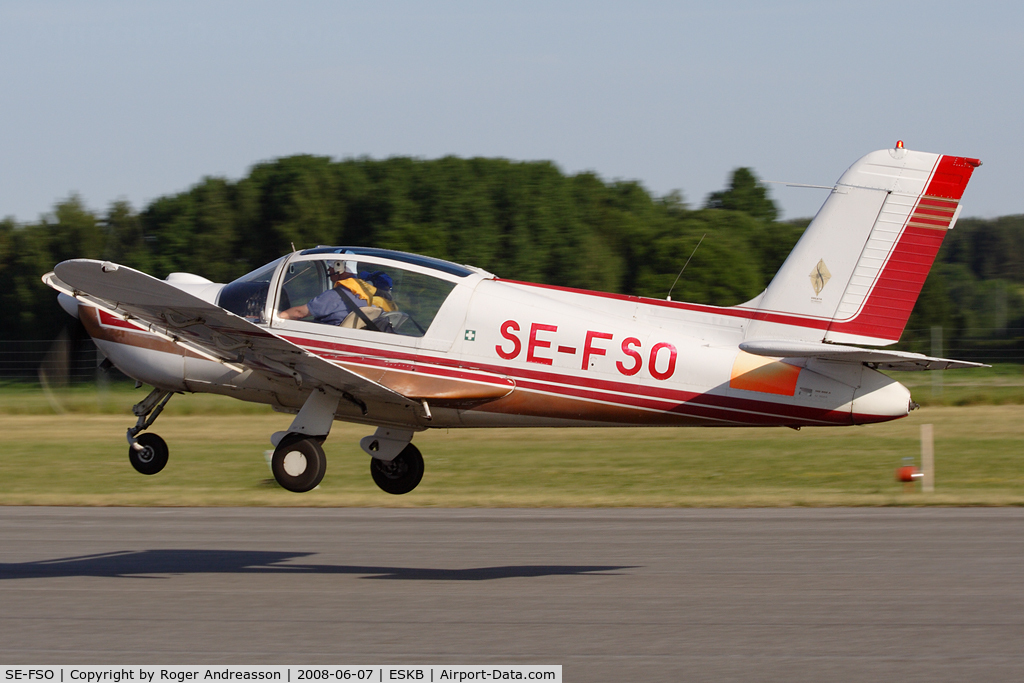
top-left (0, 550), bottom-right (635, 581)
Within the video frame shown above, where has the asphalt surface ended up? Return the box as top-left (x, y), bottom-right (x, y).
top-left (1, 507), bottom-right (1022, 682)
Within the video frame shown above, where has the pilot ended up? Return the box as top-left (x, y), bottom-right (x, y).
top-left (278, 260), bottom-right (369, 325)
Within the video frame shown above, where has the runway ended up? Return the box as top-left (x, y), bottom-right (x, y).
top-left (1, 508), bottom-right (1022, 682)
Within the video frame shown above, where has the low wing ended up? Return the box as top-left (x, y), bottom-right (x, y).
top-left (739, 339), bottom-right (986, 371)
top-left (47, 259), bottom-right (411, 409)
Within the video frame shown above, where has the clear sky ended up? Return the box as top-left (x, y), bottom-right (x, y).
top-left (1, 0), bottom-right (1020, 224)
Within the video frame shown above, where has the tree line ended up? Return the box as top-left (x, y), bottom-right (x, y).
top-left (1, 154), bottom-right (1022, 360)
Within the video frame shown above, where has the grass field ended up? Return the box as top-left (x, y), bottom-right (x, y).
top-left (1, 383), bottom-right (1021, 506)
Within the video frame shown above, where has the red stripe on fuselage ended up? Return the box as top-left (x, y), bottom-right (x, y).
top-left (283, 334), bottom-right (864, 425)
top-left (98, 309), bottom-right (146, 330)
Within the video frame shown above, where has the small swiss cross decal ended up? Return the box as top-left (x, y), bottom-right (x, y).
top-left (464, 330), bottom-right (477, 341)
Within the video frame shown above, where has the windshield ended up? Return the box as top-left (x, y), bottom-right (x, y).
top-left (234, 257), bottom-right (285, 284)
top-left (218, 256), bottom-right (287, 321)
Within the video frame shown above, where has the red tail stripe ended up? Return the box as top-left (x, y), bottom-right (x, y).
top-left (827, 155), bottom-right (976, 339)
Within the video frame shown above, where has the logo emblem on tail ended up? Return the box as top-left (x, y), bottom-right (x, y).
top-left (809, 259), bottom-right (831, 296)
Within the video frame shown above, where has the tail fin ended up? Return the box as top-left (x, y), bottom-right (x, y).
top-left (745, 145), bottom-right (980, 346)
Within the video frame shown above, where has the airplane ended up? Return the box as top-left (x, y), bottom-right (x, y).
top-left (43, 143), bottom-right (983, 495)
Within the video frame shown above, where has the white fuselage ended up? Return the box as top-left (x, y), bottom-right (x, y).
top-left (81, 259), bottom-right (912, 433)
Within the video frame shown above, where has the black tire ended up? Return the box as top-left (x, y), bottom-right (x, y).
top-left (128, 433), bottom-right (169, 475)
top-left (271, 435), bottom-right (327, 493)
top-left (370, 443), bottom-right (424, 495)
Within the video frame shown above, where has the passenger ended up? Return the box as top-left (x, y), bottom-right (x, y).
top-left (278, 260), bottom-right (369, 325)
top-left (357, 270), bottom-right (397, 312)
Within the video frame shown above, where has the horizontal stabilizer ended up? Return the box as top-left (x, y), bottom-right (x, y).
top-left (739, 339), bottom-right (986, 371)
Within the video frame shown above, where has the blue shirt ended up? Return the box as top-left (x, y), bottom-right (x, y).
top-left (305, 285), bottom-right (368, 325)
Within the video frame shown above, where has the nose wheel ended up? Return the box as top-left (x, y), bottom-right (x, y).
top-left (370, 443), bottom-right (424, 494)
top-left (128, 432), bottom-right (169, 475)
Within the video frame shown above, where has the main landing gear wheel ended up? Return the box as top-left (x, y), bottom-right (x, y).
top-left (128, 433), bottom-right (169, 475)
top-left (271, 435), bottom-right (327, 493)
top-left (370, 443), bottom-right (424, 495)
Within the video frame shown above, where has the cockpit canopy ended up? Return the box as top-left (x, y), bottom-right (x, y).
top-left (218, 248), bottom-right (476, 337)
top-left (298, 246), bottom-right (475, 277)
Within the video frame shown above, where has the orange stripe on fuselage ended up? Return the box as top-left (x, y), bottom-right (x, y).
top-left (729, 351), bottom-right (800, 396)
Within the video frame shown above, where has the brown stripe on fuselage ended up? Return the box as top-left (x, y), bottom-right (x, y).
top-left (343, 363), bottom-right (514, 401)
top-left (464, 389), bottom-right (842, 427)
top-left (466, 389), bottom-right (713, 425)
top-left (79, 306), bottom-right (198, 358)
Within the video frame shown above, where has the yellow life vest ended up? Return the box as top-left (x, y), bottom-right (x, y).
top-left (336, 277), bottom-right (397, 312)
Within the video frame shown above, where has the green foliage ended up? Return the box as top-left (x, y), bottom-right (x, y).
top-left (943, 215), bottom-right (1024, 283)
top-left (0, 155), bottom-right (799, 342)
top-left (704, 167), bottom-right (778, 222)
top-left (103, 200), bottom-right (150, 272)
top-left (634, 210), bottom-right (765, 304)
top-left (899, 215), bottom-right (1024, 359)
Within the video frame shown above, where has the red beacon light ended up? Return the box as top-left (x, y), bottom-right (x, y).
top-left (895, 140), bottom-right (904, 149)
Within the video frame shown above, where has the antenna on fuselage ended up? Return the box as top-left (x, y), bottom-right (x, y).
top-left (666, 233), bottom-right (705, 301)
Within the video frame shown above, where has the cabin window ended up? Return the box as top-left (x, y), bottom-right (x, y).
top-left (278, 260), bottom-right (326, 313)
top-left (276, 258), bottom-right (456, 337)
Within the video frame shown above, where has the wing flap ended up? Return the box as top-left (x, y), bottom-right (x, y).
top-left (740, 339), bottom-right (986, 371)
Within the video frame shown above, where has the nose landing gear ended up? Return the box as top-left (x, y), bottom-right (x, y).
top-left (126, 388), bottom-right (174, 475)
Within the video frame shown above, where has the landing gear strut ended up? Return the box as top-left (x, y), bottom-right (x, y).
top-left (126, 388), bottom-right (173, 475)
top-left (267, 389), bottom-right (339, 493)
top-left (370, 443), bottom-right (424, 495)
